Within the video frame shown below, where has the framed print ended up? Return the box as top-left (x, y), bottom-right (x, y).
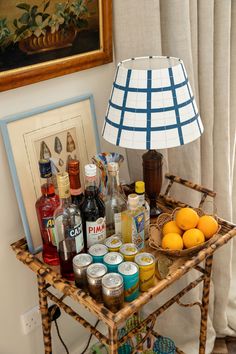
top-left (0, 94), bottom-right (100, 253)
top-left (0, 0), bottom-right (112, 92)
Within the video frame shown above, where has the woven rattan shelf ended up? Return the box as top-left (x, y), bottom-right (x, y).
top-left (11, 174), bottom-right (236, 354)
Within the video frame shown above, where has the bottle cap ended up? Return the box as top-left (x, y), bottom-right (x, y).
top-left (135, 181), bottom-right (145, 194)
top-left (38, 159), bottom-right (52, 178)
top-left (57, 172), bottom-right (70, 198)
top-left (85, 164), bottom-right (96, 177)
top-left (68, 159), bottom-right (80, 175)
top-left (108, 162), bottom-right (118, 172)
top-left (128, 193), bottom-right (139, 209)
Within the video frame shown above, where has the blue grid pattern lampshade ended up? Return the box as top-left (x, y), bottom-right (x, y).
top-left (102, 56), bottom-right (203, 150)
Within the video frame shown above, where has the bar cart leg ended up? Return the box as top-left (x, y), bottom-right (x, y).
top-left (37, 275), bottom-right (52, 354)
top-left (108, 325), bottom-right (118, 354)
top-left (199, 255), bottom-right (213, 354)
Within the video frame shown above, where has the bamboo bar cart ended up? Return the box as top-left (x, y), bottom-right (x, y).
top-left (11, 174), bottom-right (236, 354)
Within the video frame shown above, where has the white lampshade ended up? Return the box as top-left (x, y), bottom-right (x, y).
top-left (102, 56), bottom-right (203, 150)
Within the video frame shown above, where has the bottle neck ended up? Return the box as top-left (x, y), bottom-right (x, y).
top-left (107, 171), bottom-right (119, 195)
top-left (84, 175), bottom-right (98, 195)
top-left (41, 176), bottom-right (55, 196)
top-left (69, 173), bottom-right (83, 196)
top-left (58, 184), bottom-right (71, 205)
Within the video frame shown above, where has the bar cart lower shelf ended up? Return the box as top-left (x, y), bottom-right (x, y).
top-left (11, 174), bottom-right (236, 354)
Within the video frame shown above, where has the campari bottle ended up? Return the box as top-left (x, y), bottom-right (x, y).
top-left (35, 159), bottom-right (60, 265)
top-left (81, 164), bottom-right (106, 252)
top-left (68, 159), bottom-right (84, 209)
top-left (54, 172), bottom-right (84, 280)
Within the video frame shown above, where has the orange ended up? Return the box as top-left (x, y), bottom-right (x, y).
top-left (175, 207), bottom-right (199, 230)
top-left (161, 233), bottom-right (184, 250)
top-left (182, 228), bottom-right (205, 248)
top-left (162, 221), bottom-right (183, 236)
top-left (197, 215), bottom-right (218, 239)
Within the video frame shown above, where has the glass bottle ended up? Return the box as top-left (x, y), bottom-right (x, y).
top-left (121, 193), bottom-right (145, 251)
top-left (54, 172), bottom-right (84, 280)
top-left (104, 162), bottom-right (127, 237)
top-left (35, 159), bottom-right (60, 266)
top-left (135, 181), bottom-right (150, 239)
top-left (81, 164), bottom-right (106, 252)
top-left (68, 159), bottom-right (84, 208)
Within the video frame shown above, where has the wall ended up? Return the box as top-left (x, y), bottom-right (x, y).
top-left (0, 63), bottom-right (129, 354)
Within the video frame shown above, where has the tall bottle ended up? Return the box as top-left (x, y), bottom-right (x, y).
top-left (35, 159), bottom-right (60, 265)
top-left (121, 194), bottom-right (145, 251)
top-left (54, 172), bottom-right (84, 280)
top-left (135, 181), bottom-right (150, 239)
top-left (81, 164), bottom-right (106, 252)
top-left (68, 159), bottom-right (84, 208)
top-left (105, 162), bottom-right (127, 237)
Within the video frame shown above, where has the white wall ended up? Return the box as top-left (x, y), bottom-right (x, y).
top-left (0, 63), bottom-right (129, 354)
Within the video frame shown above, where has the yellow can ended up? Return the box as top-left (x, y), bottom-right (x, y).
top-left (105, 235), bottom-right (122, 252)
top-left (134, 253), bottom-right (155, 292)
top-left (119, 243), bottom-right (138, 262)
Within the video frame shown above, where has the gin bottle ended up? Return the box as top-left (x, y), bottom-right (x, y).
top-left (54, 172), bottom-right (84, 280)
top-left (105, 162), bottom-right (127, 237)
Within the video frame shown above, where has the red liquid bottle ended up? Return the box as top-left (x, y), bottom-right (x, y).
top-left (35, 159), bottom-right (60, 265)
top-left (68, 159), bottom-right (84, 209)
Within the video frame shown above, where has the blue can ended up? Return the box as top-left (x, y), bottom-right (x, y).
top-left (103, 252), bottom-right (124, 272)
top-left (88, 244), bottom-right (108, 263)
top-left (118, 261), bottom-right (139, 302)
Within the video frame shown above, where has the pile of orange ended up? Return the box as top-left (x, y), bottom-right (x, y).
top-left (161, 207), bottom-right (219, 250)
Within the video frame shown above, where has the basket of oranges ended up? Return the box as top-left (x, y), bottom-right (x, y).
top-left (149, 207), bottom-right (221, 257)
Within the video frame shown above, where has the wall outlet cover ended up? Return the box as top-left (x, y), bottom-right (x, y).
top-left (21, 305), bottom-right (41, 335)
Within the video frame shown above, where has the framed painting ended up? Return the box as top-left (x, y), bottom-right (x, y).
top-left (0, 94), bottom-right (100, 253)
top-left (0, 0), bottom-right (112, 92)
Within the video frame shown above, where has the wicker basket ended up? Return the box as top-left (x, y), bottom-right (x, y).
top-left (149, 207), bottom-right (221, 257)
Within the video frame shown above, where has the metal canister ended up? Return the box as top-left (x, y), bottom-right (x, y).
top-left (105, 235), bottom-right (122, 252)
top-left (102, 273), bottom-right (124, 312)
top-left (88, 244), bottom-right (108, 263)
top-left (119, 243), bottom-right (138, 262)
top-left (103, 252), bottom-right (124, 273)
top-left (73, 253), bottom-right (93, 290)
top-left (118, 261), bottom-right (139, 302)
top-left (87, 263), bottom-right (107, 302)
top-left (134, 252), bottom-right (155, 292)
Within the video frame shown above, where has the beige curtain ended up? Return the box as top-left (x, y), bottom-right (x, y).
top-left (112, 0), bottom-right (236, 352)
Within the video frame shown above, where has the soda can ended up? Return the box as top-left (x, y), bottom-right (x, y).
top-left (88, 244), bottom-right (108, 263)
top-left (87, 263), bottom-right (107, 302)
top-left (119, 243), bottom-right (138, 262)
top-left (102, 273), bottom-right (124, 312)
top-left (103, 252), bottom-right (124, 273)
top-left (105, 235), bottom-right (122, 252)
top-left (118, 261), bottom-right (139, 302)
top-left (134, 253), bottom-right (155, 292)
top-left (73, 253), bottom-right (93, 290)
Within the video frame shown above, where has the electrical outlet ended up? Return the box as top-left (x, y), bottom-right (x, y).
top-left (21, 305), bottom-right (41, 335)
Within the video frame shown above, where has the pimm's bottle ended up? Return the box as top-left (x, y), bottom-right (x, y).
top-left (68, 159), bottom-right (84, 209)
top-left (81, 164), bottom-right (106, 252)
top-left (35, 159), bottom-right (60, 265)
top-left (54, 172), bottom-right (84, 280)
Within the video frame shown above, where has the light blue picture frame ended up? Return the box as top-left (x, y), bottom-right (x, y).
top-left (0, 94), bottom-right (100, 254)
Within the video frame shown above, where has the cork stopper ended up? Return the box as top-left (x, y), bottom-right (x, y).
top-left (128, 193), bottom-right (139, 210)
top-left (57, 172), bottom-right (70, 199)
top-left (135, 181), bottom-right (145, 194)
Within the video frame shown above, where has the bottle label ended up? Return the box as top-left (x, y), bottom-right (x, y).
top-left (86, 217), bottom-right (106, 247)
top-left (68, 223), bottom-right (84, 253)
top-left (42, 217), bottom-right (57, 246)
top-left (132, 212), bottom-right (145, 251)
top-left (114, 212), bottom-right (121, 235)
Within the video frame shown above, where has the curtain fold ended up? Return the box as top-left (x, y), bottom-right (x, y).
top-left (113, 0), bottom-right (236, 352)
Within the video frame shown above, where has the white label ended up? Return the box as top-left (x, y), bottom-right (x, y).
top-left (86, 217), bottom-right (106, 247)
top-left (69, 223), bottom-right (84, 253)
top-left (114, 212), bottom-right (121, 235)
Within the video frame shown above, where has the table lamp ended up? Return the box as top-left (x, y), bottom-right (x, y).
top-left (102, 56), bottom-right (204, 216)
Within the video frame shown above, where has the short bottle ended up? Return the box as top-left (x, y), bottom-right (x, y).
top-left (104, 162), bottom-right (127, 237)
top-left (81, 164), bottom-right (106, 252)
top-left (121, 193), bottom-right (145, 251)
top-left (54, 172), bottom-right (84, 280)
top-left (135, 181), bottom-right (150, 239)
top-left (35, 159), bottom-right (60, 266)
top-left (68, 159), bottom-right (84, 209)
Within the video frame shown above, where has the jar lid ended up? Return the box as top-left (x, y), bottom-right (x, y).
top-left (118, 261), bottom-right (139, 276)
top-left (135, 181), bottom-right (145, 194)
top-left (103, 252), bottom-right (123, 265)
top-left (88, 244), bottom-right (108, 256)
top-left (85, 164), bottom-right (96, 177)
top-left (87, 263), bottom-right (107, 278)
top-left (102, 273), bottom-right (123, 288)
top-left (73, 253), bottom-right (92, 268)
top-left (135, 252), bottom-right (155, 266)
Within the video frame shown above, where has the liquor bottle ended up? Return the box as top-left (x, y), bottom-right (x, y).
top-left (81, 164), bottom-right (106, 252)
top-left (135, 181), bottom-right (150, 239)
top-left (68, 159), bottom-right (84, 208)
top-left (121, 193), bottom-right (145, 251)
top-left (35, 159), bottom-right (60, 265)
top-left (54, 172), bottom-right (84, 280)
top-left (104, 162), bottom-right (127, 237)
